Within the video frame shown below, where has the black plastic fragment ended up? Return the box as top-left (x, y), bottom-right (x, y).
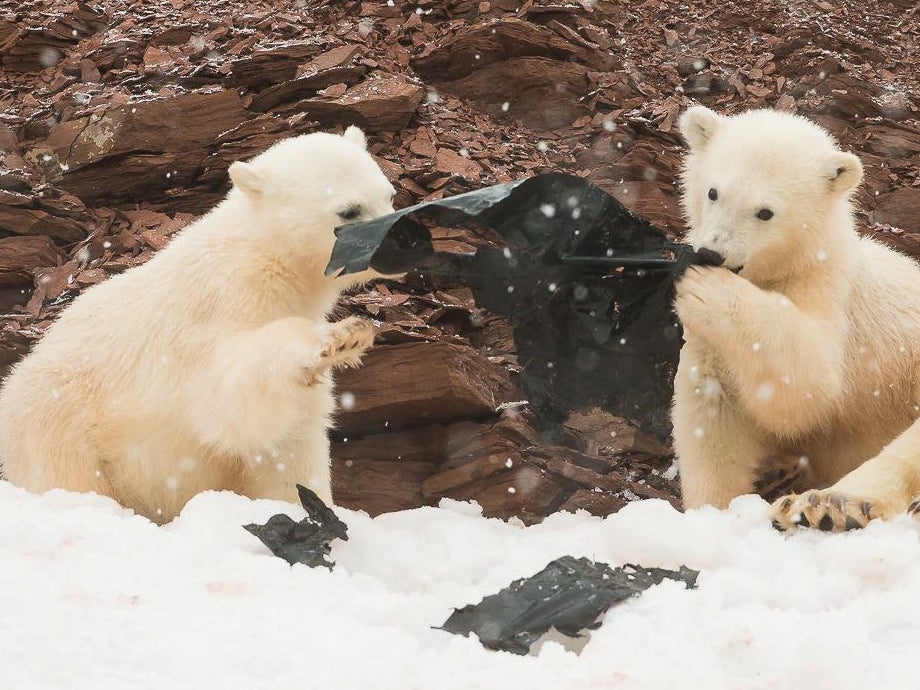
top-left (440, 556), bottom-right (699, 655)
top-left (327, 173), bottom-right (703, 437)
top-left (243, 484), bottom-right (348, 569)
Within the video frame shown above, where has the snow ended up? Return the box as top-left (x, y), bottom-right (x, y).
top-left (2, 483), bottom-right (920, 689)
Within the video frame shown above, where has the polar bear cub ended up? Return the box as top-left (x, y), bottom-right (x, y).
top-left (0, 126), bottom-right (394, 523)
top-left (673, 105), bottom-right (920, 531)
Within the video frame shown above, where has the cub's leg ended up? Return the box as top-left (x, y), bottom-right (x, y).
top-left (239, 425), bottom-right (334, 507)
top-left (673, 345), bottom-right (777, 509)
top-left (185, 316), bottom-right (374, 458)
top-left (771, 417), bottom-right (920, 531)
top-left (0, 368), bottom-right (115, 499)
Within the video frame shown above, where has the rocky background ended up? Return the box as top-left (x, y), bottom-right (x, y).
top-left (1, 0), bottom-right (918, 522)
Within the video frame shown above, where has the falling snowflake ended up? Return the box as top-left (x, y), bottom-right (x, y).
top-left (755, 382), bottom-right (774, 402)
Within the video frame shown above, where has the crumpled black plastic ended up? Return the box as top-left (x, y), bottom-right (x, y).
top-left (439, 556), bottom-right (699, 655)
top-left (243, 484), bottom-right (348, 569)
top-left (326, 173), bottom-right (706, 437)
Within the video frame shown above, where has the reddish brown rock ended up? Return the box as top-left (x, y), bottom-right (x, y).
top-left (871, 187), bottom-right (920, 233)
top-left (296, 73), bottom-right (425, 131)
top-left (412, 18), bottom-right (619, 80)
top-left (38, 89), bottom-right (249, 174)
top-left (0, 235), bottom-right (64, 287)
top-left (334, 340), bottom-right (518, 436)
top-left (226, 41), bottom-right (323, 88)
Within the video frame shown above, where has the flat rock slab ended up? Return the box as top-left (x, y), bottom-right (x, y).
top-left (334, 340), bottom-right (518, 435)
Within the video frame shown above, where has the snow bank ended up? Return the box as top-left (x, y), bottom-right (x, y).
top-left (1, 481), bottom-right (917, 690)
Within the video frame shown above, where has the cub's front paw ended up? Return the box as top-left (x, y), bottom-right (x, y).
top-left (301, 317), bottom-right (376, 385)
top-left (770, 489), bottom-right (889, 532)
top-left (321, 317), bottom-right (376, 365)
top-left (674, 266), bottom-right (741, 333)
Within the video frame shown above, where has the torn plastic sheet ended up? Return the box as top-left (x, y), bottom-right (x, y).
top-left (243, 484), bottom-right (348, 569)
top-left (439, 556), bottom-right (699, 655)
top-left (327, 173), bottom-right (708, 437)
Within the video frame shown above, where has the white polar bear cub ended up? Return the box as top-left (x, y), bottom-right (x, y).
top-left (0, 126), bottom-right (394, 523)
top-left (673, 105), bottom-right (920, 531)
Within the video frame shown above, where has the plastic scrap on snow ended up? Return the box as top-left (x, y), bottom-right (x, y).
top-left (439, 555), bottom-right (699, 655)
top-left (326, 173), bottom-right (716, 437)
top-left (243, 484), bottom-right (348, 569)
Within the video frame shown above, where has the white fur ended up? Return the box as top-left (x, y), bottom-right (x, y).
top-left (0, 129), bottom-right (395, 523)
top-left (672, 106), bottom-right (920, 524)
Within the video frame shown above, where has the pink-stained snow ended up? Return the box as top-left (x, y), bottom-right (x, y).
top-left (1, 481), bottom-right (918, 689)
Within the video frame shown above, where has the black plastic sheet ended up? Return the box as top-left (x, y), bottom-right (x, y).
top-left (243, 484), bottom-right (348, 569)
top-left (439, 556), bottom-right (699, 655)
top-left (326, 173), bottom-right (705, 437)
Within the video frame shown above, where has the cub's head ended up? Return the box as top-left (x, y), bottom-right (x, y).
top-left (228, 126), bottom-right (395, 262)
top-left (678, 106), bottom-right (862, 279)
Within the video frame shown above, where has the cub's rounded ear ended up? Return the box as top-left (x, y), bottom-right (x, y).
top-left (679, 105), bottom-right (723, 151)
top-left (228, 161), bottom-right (265, 197)
top-left (825, 152), bottom-right (863, 195)
top-left (343, 125), bottom-right (367, 150)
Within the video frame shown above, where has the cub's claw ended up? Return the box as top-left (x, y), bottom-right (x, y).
top-left (321, 317), bottom-right (375, 364)
top-left (302, 317), bottom-right (375, 385)
top-left (770, 489), bottom-right (882, 532)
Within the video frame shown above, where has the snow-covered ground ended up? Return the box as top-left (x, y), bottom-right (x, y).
top-left (1, 481), bottom-right (918, 690)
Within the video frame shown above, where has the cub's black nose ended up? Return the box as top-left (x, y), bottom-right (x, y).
top-left (696, 248), bottom-right (725, 266)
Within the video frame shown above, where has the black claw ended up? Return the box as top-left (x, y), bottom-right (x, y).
top-left (817, 514), bottom-right (834, 531)
top-left (807, 492), bottom-right (820, 507)
top-left (860, 501), bottom-right (873, 518)
top-left (795, 513), bottom-right (811, 528)
top-left (772, 519), bottom-right (786, 532)
top-left (909, 500), bottom-right (920, 516)
top-left (844, 517), bottom-right (863, 531)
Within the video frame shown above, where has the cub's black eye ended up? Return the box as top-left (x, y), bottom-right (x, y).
top-left (756, 208), bottom-right (774, 221)
top-left (708, 188), bottom-right (718, 201)
top-left (338, 205), bottom-right (362, 221)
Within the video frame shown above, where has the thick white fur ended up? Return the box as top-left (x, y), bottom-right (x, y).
top-left (673, 106), bottom-right (920, 528)
top-left (0, 127), bottom-right (395, 523)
